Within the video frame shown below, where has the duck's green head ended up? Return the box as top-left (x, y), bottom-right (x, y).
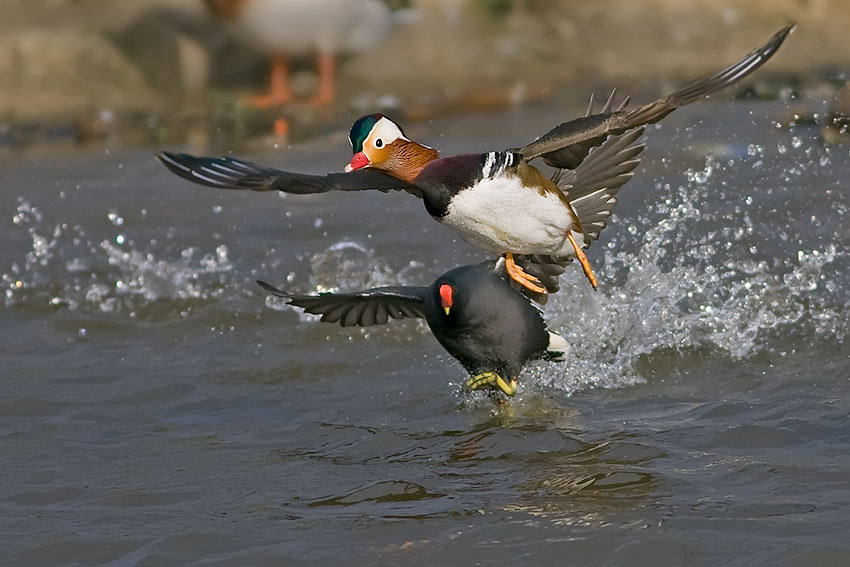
top-left (345, 114), bottom-right (439, 182)
top-left (348, 113), bottom-right (384, 154)
top-left (345, 114), bottom-right (410, 172)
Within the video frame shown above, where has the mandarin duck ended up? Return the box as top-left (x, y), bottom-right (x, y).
top-left (258, 256), bottom-right (571, 397)
top-left (204, 0), bottom-right (393, 107)
top-left (160, 24), bottom-right (794, 292)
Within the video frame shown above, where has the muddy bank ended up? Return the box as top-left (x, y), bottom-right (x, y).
top-left (1, 0), bottom-right (848, 150)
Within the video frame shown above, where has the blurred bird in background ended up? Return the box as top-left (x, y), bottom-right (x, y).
top-left (203, 0), bottom-right (395, 112)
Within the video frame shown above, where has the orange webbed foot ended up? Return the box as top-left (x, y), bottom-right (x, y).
top-left (567, 232), bottom-right (598, 290)
top-left (504, 252), bottom-right (546, 294)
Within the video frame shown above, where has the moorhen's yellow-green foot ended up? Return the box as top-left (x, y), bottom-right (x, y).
top-left (254, 261), bottom-right (570, 400)
top-left (466, 372), bottom-right (518, 397)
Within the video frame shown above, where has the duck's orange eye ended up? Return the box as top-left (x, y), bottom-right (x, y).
top-left (375, 138), bottom-right (384, 148)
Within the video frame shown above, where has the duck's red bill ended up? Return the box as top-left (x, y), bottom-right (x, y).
top-left (344, 152), bottom-right (370, 172)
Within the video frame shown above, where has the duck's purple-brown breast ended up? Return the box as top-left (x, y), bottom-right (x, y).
top-left (413, 154), bottom-right (490, 218)
top-left (415, 154), bottom-right (487, 191)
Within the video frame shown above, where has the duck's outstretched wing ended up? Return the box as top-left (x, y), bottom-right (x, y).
top-left (554, 126), bottom-right (646, 243)
top-left (257, 280), bottom-right (428, 327)
top-left (158, 152), bottom-right (423, 198)
top-left (518, 24), bottom-right (795, 169)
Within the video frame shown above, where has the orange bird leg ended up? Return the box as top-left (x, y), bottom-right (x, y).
top-left (248, 55), bottom-right (293, 108)
top-left (273, 118), bottom-right (290, 137)
top-left (567, 232), bottom-right (597, 290)
top-left (308, 52), bottom-right (335, 107)
top-left (504, 252), bottom-right (546, 294)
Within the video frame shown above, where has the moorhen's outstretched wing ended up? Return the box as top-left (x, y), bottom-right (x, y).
top-left (158, 152), bottom-right (424, 197)
top-left (518, 24), bottom-right (795, 169)
top-left (257, 280), bottom-right (428, 327)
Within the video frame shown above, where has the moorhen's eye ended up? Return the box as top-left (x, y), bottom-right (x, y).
top-left (375, 138), bottom-right (384, 148)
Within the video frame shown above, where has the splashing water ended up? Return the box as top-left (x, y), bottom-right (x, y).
top-left (309, 240), bottom-right (425, 293)
top-left (262, 240), bottom-right (429, 329)
top-left (538, 149), bottom-right (849, 396)
top-left (3, 130), bottom-right (848, 396)
top-left (4, 197), bottom-right (233, 315)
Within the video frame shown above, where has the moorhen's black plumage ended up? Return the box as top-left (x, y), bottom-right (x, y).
top-left (257, 258), bottom-right (570, 397)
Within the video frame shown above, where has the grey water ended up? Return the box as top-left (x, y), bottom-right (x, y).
top-left (2, 100), bottom-right (849, 566)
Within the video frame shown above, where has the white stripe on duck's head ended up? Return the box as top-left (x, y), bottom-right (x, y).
top-left (345, 114), bottom-right (439, 182)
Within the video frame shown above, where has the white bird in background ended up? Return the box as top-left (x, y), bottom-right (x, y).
top-left (203, 0), bottom-right (394, 109)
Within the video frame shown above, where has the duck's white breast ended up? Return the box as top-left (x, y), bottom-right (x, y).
top-left (440, 175), bottom-right (579, 256)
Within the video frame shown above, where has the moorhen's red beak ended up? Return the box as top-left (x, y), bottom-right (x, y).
top-left (439, 284), bottom-right (453, 315)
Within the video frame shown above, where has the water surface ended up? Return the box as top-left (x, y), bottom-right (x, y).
top-left (2, 100), bottom-right (849, 566)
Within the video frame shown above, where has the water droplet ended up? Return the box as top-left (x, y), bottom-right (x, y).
top-left (746, 144), bottom-right (763, 157)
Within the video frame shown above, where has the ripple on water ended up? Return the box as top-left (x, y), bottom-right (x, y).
top-left (3, 112), bottom-right (850, 565)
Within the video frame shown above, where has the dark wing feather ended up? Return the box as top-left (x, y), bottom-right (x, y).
top-left (257, 280), bottom-right (427, 327)
top-left (553, 127), bottom-right (646, 242)
top-left (518, 24), bottom-right (795, 169)
top-left (538, 89), bottom-right (632, 171)
top-left (157, 152), bottom-right (423, 197)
